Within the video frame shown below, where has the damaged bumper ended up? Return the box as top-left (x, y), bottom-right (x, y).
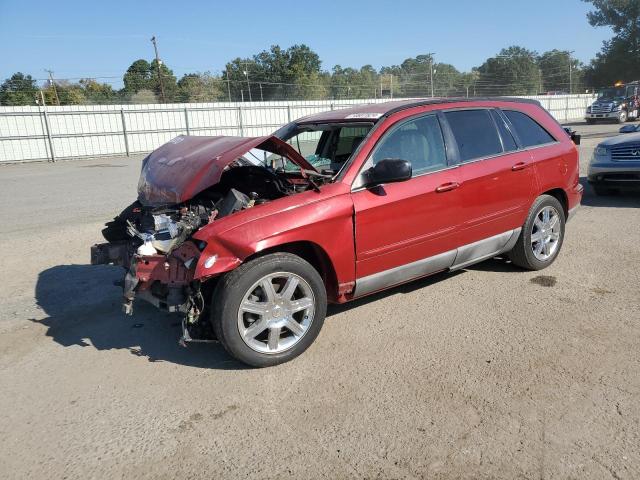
top-left (91, 240), bottom-right (203, 317)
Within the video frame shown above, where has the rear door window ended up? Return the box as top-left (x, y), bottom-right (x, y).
top-left (444, 109), bottom-right (503, 162)
top-left (502, 110), bottom-right (556, 147)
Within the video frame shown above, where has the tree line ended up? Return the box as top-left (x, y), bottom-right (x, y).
top-left (0, 0), bottom-right (636, 106)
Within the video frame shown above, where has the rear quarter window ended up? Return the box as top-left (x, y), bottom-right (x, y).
top-left (503, 110), bottom-right (556, 148)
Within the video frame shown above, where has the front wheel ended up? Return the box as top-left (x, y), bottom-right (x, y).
top-left (617, 111), bottom-right (628, 123)
top-left (211, 253), bottom-right (327, 367)
top-left (508, 195), bottom-right (565, 270)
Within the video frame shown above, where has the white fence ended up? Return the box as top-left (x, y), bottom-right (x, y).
top-left (0, 95), bottom-right (595, 164)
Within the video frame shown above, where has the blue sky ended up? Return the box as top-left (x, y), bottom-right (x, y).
top-left (0, 0), bottom-right (611, 87)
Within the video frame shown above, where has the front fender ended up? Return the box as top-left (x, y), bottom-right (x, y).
top-left (192, 191), bottom-right (356, 288)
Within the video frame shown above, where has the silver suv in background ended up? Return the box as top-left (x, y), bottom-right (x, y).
top-left (588, 132), bottom-right (640, 195)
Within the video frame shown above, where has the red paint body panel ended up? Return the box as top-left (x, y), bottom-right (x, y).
top-left (134, 241), bottom-right (200, 287)
top-left (454, 148), bottom-right (535, 247)
top-left (193, 182), bottom-right (356, 300)
top-left (176, 99), bottom-right (581, 303)
top-left (352, 170), bottom-right (461, 278)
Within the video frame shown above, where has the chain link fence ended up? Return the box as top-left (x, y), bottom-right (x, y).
top-left (0, 95), bottom-right (595, 164)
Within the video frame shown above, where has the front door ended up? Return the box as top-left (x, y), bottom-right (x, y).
top-left (351, 113), bottom-right (461, 297)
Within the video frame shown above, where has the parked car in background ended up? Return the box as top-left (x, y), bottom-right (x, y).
top-left (588, 132), bottom-right (640, 195)
top-left (92, 98), bottom-right (582, 367)
top-left (619, 124), bottom-right (640, 134)
top-left (585, 81), bottom-right (640, 124)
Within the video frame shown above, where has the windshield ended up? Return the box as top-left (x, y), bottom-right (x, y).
top-left (270, 122), bottom-right (373, 174)
top-left (598, 87), bottom-right (626, 100)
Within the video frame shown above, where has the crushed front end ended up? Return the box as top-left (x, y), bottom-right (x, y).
top-left (90, 134), bottom-right (324, 341)
top-left (91, 201), bottom-right (213, 322)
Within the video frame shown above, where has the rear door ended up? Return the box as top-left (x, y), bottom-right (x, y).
top-left (442, 108), bottom-right (536, 250)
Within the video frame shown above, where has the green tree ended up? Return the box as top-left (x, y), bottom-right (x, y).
top-left (177, 73), bottom-right (224, 102)
top-left (459, 71), bottom-right (480, 97)
top-left (0, 72), bottom-right (38, 106)
top-left (42, 81), bottom-right (85, 105)
top-left (397, 54), bottom-right (436, 97)
top-left (123, 59), bottom-right (152, 93)
top-left (79, 79), bottom-right (118, 104)
top-left (223, 44), bottom-right (324, 100)
top-left (538, 50), bottom-right (584, 93)
top-left (583, 0), bottom-right (640, 87)
top-left (329, 65), bottom-right (379, 99)
top-left (432, 63), bottom-right (461, 97)
top-left (149, 59), bottom-right (178, 101)
top-left (123, 58), bottom-right (178, 102)
top-left (476, 46), bottom-right (542, 95)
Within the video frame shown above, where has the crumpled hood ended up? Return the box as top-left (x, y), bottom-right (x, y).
top-left (137, 135), bottom-right (315, 206)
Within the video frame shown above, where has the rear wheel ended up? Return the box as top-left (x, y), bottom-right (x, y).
top-left (508, 195), bottom-right (565, 270)
top-left (211, 253), bottom-right (327, 367)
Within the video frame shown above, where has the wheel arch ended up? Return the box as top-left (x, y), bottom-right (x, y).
top-left (541, 188), bottom-right (568, 219)
top-left (244, 241), bottom-right (339, 302)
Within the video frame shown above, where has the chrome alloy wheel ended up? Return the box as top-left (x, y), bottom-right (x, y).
top-left (531, 206), bottom-right (562, 261)
top-left (237, 272), bottom-right (315, 354)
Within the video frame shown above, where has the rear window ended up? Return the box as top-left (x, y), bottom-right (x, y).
top-left (444, 109), bottom-right (503, 162)
top-left (503, 110), bottom-right (555, 147)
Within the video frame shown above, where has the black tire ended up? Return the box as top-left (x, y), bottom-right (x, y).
top-left (508, 195), bottom-right (566, 271)
top-left (592, 185), bottom-right (616, 196)
top-left (586, 118), bottom-right (596, 125)
top-left (211, 253), bottom-right (327, 367)
top-left (617, 111), bottom-right (628, 124)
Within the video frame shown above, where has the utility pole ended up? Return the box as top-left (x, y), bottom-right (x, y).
top-left (567, 50), bottom-right (575, 95)
top-left (150, 36), bottom-right (166, 103)
top-left (241, 62), bottom-right (252, 102)
top-left (259, 83), bottom-right (264, 101)
top-left (226, 70), bottom-right (232, 102)
top-left (427, 53), bottom-right (435, 98)
top-left (44, 69), bottom-right (60, 105)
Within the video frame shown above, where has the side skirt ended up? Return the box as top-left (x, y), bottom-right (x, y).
top-left (353, 228), bottom-right (521, 298)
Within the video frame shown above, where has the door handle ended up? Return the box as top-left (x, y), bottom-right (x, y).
top-left (511, 162), bottom-right (529, 171)
top-left (435, 182), bottom-right (460, 193)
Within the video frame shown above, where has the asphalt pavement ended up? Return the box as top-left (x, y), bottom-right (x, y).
top-left (0, 121), bottom-right (639, 479)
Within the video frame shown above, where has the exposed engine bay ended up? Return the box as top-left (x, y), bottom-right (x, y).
top-left (91, 138), bottom-right (331, 341)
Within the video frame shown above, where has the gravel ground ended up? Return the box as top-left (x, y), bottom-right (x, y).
top-left (0, 122), bottom-right (639, 479)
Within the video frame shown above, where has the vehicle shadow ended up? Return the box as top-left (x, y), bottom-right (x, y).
top-left (33, 264), bottom-right (245, 370)
top-left (579, 176), bottom-right (640, 208)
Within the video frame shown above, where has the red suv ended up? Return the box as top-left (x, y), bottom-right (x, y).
top-left (92, 99), bottom-right (582, 367)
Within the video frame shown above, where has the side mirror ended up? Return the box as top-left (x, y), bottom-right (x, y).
top-left (365, 158), bottom-right (412, 186)
top-left (571, 132), bottom-right (581, 145)
top-left (564, 127), bottom-right (581, 145)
